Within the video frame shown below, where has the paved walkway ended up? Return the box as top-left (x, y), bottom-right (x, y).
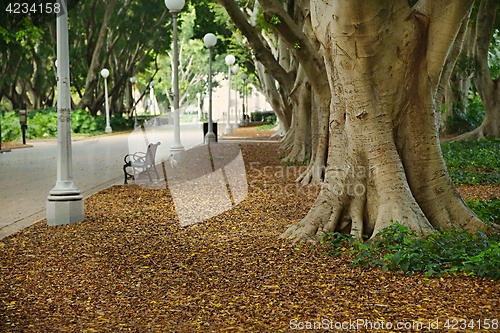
top-left (0, 124), bottom-right (208, 240)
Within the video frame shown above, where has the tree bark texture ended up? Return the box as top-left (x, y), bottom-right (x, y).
top-left (282, 0), bottom-right (496, 241)
top-left (452, 0), bottom-right (500, 140)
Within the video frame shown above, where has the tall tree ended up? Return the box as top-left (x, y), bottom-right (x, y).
top-left (277, 0), bottom-right (498, 241)
top-left (0, 18), bottom-right (54, 109)
top-left (154, 6), bottom-right (222, 110)
top-left (70, 0), bottom-right (172, 116)
top-left (219, 0), bottom-right (331, 184)
top-left (452, 0), bottom-right (500, 140)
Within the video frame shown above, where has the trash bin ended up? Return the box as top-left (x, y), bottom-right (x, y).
top-left (203, 122), bottom-right (218, 142)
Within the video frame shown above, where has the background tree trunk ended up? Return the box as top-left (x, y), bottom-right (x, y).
top-left (283, 0), bottom-right (495, 242)
top-left (452, 0), bottom-right (500, 140)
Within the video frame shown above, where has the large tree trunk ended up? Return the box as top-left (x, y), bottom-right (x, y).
top-left (256, 61), bottom-right (292, 132)
top-left (282, 0), bottom-right (496, 242)
top-left (283, 66), bottom-right (312, 163)
top-left (452, 0), bottom-right (500, 141)
top-left (437, 14), bottom-right (473, 134)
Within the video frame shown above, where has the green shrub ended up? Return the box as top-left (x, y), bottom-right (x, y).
top-left (71, 109), bottom-right (98, 134)
top-left (0, 111), bottom-right (21, 142)
top-left (1, 108), bottom-right (135, 142)
top-left (95, 113), bottom-right (133, 132)
top-left (110, 113), bottom-right (132, 131)
top-left (321, 223), bottom-right (500, 280)
top-left (444, 94), bottom-right (485, 135)
top-left (27, 111), bottom-right (58, 138)
top-left (264, 114), bottom-right (277, 124)
top-left (441, 138), bottom-right (500, 185)
top-left (466, 197), bottom-right (500, 224)
top-left (28, 107), bottom-right (56, 119)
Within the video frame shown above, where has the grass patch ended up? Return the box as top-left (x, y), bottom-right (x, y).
top-left (256, 123), bottom-right (276, 131)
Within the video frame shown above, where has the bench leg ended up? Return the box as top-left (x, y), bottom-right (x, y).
top-left (123, 163), bottom-right (134, 184)
top-left (153, 164), bottom-right (160, 180)
top-left (123, 164), bottom-right (128, 184)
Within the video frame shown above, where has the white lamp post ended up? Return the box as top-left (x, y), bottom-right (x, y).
top-left (224, 54), bottom-right (235, 134)
top-left (231, 64), bottom-right (239, 128)
top-left (130, 76), bottom-right (138, 127)
top-left (241, 73), bottom-right (248, 124)
top-left (150, 81), bottom-right (156, 117)
top-left (165, 0), bottom-right (186, 161)
top-left (100, 68), bottom-right (112, 133)
top-left (150, 81), bottom-right (159, 126)
top-left (196, 92), bottom-right (201, 121)
top-left (204, 33), bottom-right (217, 144)
top-left (46, 0), bottom-right (84, 226)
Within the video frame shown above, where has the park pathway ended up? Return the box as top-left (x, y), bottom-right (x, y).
top-left (0, 123), bottom-right (207, 240)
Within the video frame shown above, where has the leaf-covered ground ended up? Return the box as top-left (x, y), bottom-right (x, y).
top-left (1, 130), bottom-right (499, 332)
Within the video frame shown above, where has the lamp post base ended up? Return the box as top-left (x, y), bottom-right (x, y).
top-left (105, 126), bottom-right (112, 133)
top-left (224, 125), bottom-right (233, 134)
top-left (170, 145), bottom-right (186, 163)
top-left (46, 196), bottom-right (84, 226)
top-left (204, 132), bottom-right (216, 144)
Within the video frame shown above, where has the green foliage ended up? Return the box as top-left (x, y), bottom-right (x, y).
top-left (488, 29), bottom-right (500, 79)
top-left (466, 197), bottom-right (500, 224)
top-left (264, 114), bottom-right (277, 124)
top-left (0, 108), bottom-right (134, 142)
top-left (454, 53), bottom-right (477, 80)
top-left (71, 109), bottom-right (98, 134)
top-left (0, 111), bottom-right (21, 142)
top-left (256, 123), bottom-right (276, 131)
top-left (321, 223), bottom-right (500, 280)
top-left (444, 93), bottom-right (485, 135)
top-left (270, 15), bottom-right (281, 25)
top-left (109, 114), bottom-right (133, 132)
top-left (441, 138), bottom-right (500, 185)
top-left (27, 111), bottom-right (58, 138)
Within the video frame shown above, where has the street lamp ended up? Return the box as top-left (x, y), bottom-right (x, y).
top-left (130, 76), bottom-right (138, 127)
top-left (231, 64), bottom-right (239, 128)
top-left (165, 0), bottom-right (186, 161)
top-left (150, 81), bottom-right (156, 117)
top-left (224, 54), bottom-right (235, 134)
top-left (241, 73), bottom-right (248, 124)
top-left (204, 32), bottom-right (217, 144)
top-left (100, 68), bottom-right (112, 133)
top-left (196, 92), bottom-right (201, 121)
top-left (150, 81), bottom-right (159, 126)
top-left (46, 0), bottom-right (84, 226)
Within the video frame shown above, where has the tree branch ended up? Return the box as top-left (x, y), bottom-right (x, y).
top-left (217, 0), bottom-right (293, 93)
top-left (258, 0), bottom-right (329, 97)
top-left (474, 0), bottom-right (497, 98)
top-left (414, 0), bottom-right (475, 86)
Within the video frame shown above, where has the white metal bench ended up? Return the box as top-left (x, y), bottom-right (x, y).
top-left (123, 142), bottom-right (161, 184)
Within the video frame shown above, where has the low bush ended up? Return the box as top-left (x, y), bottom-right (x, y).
top-left (27, 111), bottom-right (58, 138)
top-left (321, 223), bottom-right (500, 280)
top-left (0, 108), bottom-right (134, 141)
top-left (444, 94), bottom-right (485, 135)
top-left (71, 109), bottom-right (98, 134)
top-left (0, 111), bottom-right (22, 142)
top-left (441, 138), bottom-right (500, 185)
top-left (466, 197), bottom-right (500, 224)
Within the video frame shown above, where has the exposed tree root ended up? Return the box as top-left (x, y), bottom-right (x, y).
top-left (443, 125), bottom-right (487, 142)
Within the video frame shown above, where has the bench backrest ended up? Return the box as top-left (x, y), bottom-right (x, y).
top-left (145, 142), bottom-right (161, 166)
